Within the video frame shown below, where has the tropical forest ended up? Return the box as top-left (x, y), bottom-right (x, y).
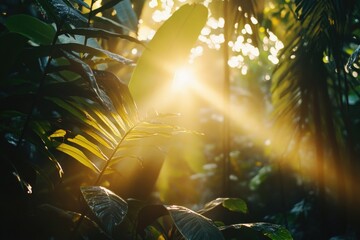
top-left (1, 0), bottom-right (360, 239)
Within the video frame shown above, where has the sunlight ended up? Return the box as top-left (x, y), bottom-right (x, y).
top-left (135, 0), bottom-right (359, 213)
top-left (172, 66), bottom-right (197, 92)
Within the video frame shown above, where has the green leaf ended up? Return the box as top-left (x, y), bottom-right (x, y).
top-left (128, 3), bottom-right (208, 108)
top-left (223, 198), bottom-right (248, 213)
top-left (165, 205), bottom-right (225, 240)
top-left (80, 186), bottom-right (128, 236)
top-left (198, 198), bottom-right (248, 214)
top-left (49, 129), bottom-right (67, 138)
top-left (247, 223), bottom-right (293, 240)
top-left (5, 14), bottom-right (56, 45)
top-left (57, 143), bottom-right (100, 173)
top-left (219, 223), bottom-right (293, 240)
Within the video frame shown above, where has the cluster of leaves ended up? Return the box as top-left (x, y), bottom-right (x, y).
top-left (0, 0), bottom-right (294, 239)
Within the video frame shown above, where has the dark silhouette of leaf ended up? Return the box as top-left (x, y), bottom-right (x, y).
top-left (60, 28), bottom-right (144, 45)
top-left (92, 16), bottom-right (134, 33)
top-left (165, 205), bottom-right (225, 240)
top-left (80, 186), bottom-right (128, 236)
top-left (0, 33), bottom-right (28, 77)
top-left (136, 204), bottom-right (169, 236)
top-left (91, 0), bottom-right (124, 16)
top-left (35, 204), bottom-right (110, 239)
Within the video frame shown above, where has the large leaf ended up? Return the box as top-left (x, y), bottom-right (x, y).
top-left (219, 223), bottom-right (293, 240)
top-left (5, 14), bottom-right (56, 45)
top-left (128, 3), bottom-right (208, 108)
top-left (80, 186), bottom-right (128, 236)
top-left (165, 205), bottom-right (225, 240)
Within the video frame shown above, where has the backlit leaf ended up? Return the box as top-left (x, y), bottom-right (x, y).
top-left (57, 143), bottom-right (99, 173)
top-left (128, 3), bottom-right (208, 108)
top-left (68, 135), bottom-right (108, 161)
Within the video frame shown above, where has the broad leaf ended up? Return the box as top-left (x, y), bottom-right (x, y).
top-left (5, 14), bottom-right (56, 45)
top-left (199, 198), bottom-right (248, 214)
top-left (80, 186), bottom-right (128, 236)
top-left (128, 3), bottom-right (208, 108)
top-left (165, 205), bottom-right (225, 240)
top-left (219, 223), bottom-right (293, 240)
top-left (223, 198), bottom-right (248, 213)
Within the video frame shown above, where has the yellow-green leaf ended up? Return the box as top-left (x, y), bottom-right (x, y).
top-left (49, 129), bottom-right (67, 138)
top-left (128, 3), bottom-right (208, 109)
top-left (68, 135), bottom-right (108, 161)
top-left (57, 143), bottom-right (100, 173)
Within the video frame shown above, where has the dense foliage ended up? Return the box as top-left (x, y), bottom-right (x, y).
top-left (0, 0), bottom-right (359, 239)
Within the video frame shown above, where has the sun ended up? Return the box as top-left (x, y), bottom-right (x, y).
top-left (172, 66), bottom-right (197, 92)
